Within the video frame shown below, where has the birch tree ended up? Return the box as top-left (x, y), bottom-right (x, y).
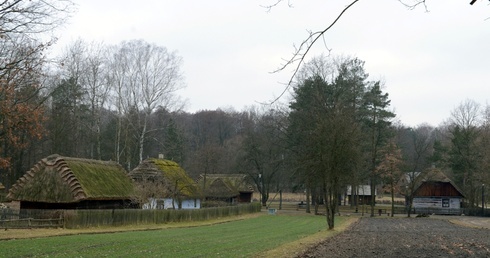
top-left (83, 41), bottom-right (110, 160)
top-left (108, 40), bottom-right (184, 168)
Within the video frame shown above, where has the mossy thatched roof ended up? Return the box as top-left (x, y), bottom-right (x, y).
top-left (7, 154), bottom-right (134, 203)
top-left (129, 158), bottom-right (200, 198)
top-left (197, 174), bottom-right (254, 198)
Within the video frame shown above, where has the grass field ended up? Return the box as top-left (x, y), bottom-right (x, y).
top-left (0, 212), bottom-right (354, 257)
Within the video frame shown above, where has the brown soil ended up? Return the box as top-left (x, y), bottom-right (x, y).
top-left (297, 217), bottom-right (490, 258)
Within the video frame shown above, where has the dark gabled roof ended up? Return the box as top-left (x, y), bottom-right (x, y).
top-left (129, 158), bottom-right (200, 198)
top-left (7, 154), bottom-right (134, 203)
top-left (413, 169), bottom-right (465, 198)
top-left (413, 181), bottom-right (465, 198)
top-left (197, 174), bottom-right (254, 198)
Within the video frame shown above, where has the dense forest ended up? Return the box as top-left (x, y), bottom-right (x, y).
top-left (0, 1), bottom-right (489, 224)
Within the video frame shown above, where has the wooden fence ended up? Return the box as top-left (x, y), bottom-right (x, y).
top-left (0, 208), bottom-right (63, 228)
top-left (0, 203), bottom-right (262, 229)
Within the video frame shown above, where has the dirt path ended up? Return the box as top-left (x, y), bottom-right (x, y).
top-left (298, 217), bottom-right (490, 257)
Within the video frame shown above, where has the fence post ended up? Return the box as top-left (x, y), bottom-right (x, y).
top-left (60, 212), bottom-right (64, 228)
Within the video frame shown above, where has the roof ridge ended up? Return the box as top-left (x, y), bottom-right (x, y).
top-left (8, 155), bottom-right (87, 201)
top-left (53, 156), bottom-right (87, 201)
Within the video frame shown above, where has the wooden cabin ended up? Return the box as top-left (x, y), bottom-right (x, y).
top-left (412, 170), bottom-right (464, 215)
top-left (7, 155), bottom-right (134, 209)
top-left (129, 158), bottom-right (200, 210)
top-left (346, 185), bottom-right (376, 205)
top-left (198, 174), bottom-right (254, 204)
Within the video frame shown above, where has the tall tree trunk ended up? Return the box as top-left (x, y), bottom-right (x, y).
top-left (391, 182), bottom-right (395, 217)
top-left (370, 180), bottom-right (375, 217)
top-left (115, 99), bottom-right (122, 163)
top-left (306, 186), bottom-right (311, 213)
top-left (96, 118), bottom-right (101, 160)
top-left (324, 181), bottom-right (336, 230)
top-left (279, 190), bottom-right (283, 210)
top-left (139, 113), bottom-right (149, 164)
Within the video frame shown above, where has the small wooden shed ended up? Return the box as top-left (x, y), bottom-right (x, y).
top-left (198, 174), bottom-right (254, 204)
top-left (7, 154), bottom-right (134, 209)
top-left (412, 170), bottom-right (464, 215)
top-left (346, 185), bottom-right (376, 205)
top-left (129, 158), bottom-right (200, 210)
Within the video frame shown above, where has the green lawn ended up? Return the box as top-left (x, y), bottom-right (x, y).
top-left (0, 213), bottom-right (346, 257)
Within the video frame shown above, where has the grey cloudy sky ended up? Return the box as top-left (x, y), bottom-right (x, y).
top-left (55, 0), bottom-right (490, 127)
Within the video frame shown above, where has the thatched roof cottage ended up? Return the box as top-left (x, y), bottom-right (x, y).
top-left (129, 158), bottom-right (200, 209)
top-left (198, 174), bottom-right (254, 204)
top-left (8, 154), bottom-right (134, 209)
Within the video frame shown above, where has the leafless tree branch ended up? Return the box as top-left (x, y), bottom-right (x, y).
top-left (261, 0), bottom-right (293, 12)
top-left (270, 0), bottom-right (360, 103)
top-left (398, 0), bottom-right (428, 11)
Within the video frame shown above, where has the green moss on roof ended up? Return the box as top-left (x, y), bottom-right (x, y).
top-left (8, 155), bottom-right (134, 203)
top-left (10, 167), bottom-right (74, 202)
top-left (198, 174), bottom-right (254, 198)
top-left (64, 159), bottom-right (133, 199)
top-left (151, 158), bottom-right (200, 197)
top-left (130, 158), bottom-right (200, 198)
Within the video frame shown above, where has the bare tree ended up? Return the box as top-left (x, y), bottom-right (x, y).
top-left (53, 39), bottom-right (111, 159)
top-left (0, 0), bottom-right (73, 186)
top-left (83, 41), bottom-right (111, 159)
top-left (106, 40), bottom-right (185, 168)
top-left (448, 99), bottom-right (484, 207)
top-left (0, 0), bottom-right (73, 37)
top-left (396, 123), bottom-right (436, 217)
top-left (241, 106), bottom-right (287, 207)
top-left (53, 39), bottom-right (87, 157)
top-left (106, 44), bottom-right (130, 164)
top-left (131, 178), bottom-right (169, 208)
top-left (377, 139), bottom-right (403, 217)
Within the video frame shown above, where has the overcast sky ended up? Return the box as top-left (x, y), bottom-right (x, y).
top-left (54, 0), bottom-right (490, 127)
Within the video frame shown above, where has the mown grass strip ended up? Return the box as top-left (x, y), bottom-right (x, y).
top-left (0, 213), bottom-right (350, 257)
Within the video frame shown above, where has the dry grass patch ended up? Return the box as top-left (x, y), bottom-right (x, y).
top-left (256, 216), bottom-right (359, 258)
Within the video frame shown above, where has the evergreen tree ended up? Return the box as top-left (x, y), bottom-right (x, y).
top-left (163, 118), bottom-right (185, 164)
top-left (361, 81), bottom-right (396, 217)
top-left (288, 57), bottom-right (364, 229)
top-left (49, 77), bottom-right (89, 157)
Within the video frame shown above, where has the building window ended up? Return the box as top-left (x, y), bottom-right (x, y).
top-left (442, 199), bottom-right (449, 208)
